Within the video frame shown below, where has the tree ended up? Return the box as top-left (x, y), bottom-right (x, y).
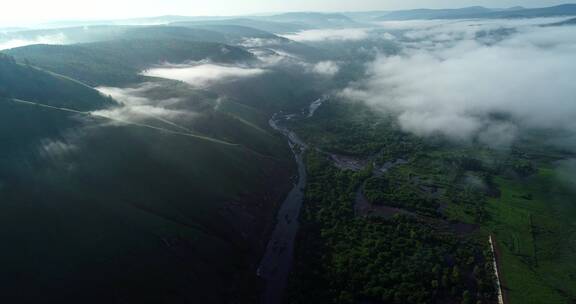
top-left (452, 265), bottom-right (461, 283)
top-left (462, 290), bottom-right (472, 304)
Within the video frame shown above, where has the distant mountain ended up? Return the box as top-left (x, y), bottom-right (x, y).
top-left (169, 23), bottom-right (323, 60)
top-left (32, 13), bottom-right (359, 31)
top-left (170, 24), bottom-right (282, 41)
top-left (483, 4), bottom-right (576, 18)
top-left (503, 6), bottom-right (526, 11)
top-left (36, 15), bottom-right (231, 28)
top-left (111, 14), bottom-right (228, 25)
top-left (376, 6), bottom-right (494, 21)
top-left (542, 16), bottom-right (576, 26)
top-left (2, 24), bottom-right (323, 78)
top-left (33, 13), bottom-right (359, 32)
top-left (343, 11), bottom-right (392, 22)
top-left (122, 25), bottom-right (231, 43)
top-left (171, 18), bottom-right (311, 34)
top-left (376, 4), bottom-right (576, 20)
top-left (0, 24), bottom-right (276, 48)
top-left (5, 38), bottom-right (255, 86)
top-left (0, 27), bottom-right (28, 32)
top-left (0, 23), bottom-right (299, 49)
top-left (0, 13), bottom-right (358, 49)
top-left (0, 25), bottom-right (130, 46)
top-left (263, 12), bottom-right (361, 28)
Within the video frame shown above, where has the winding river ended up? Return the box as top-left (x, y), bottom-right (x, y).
top-left (258, 113), bottom-right (308, 304)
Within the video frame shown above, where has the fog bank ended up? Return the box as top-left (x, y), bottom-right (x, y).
top-left (343, 18), bottom-right (576, 147)
top-left (142, 63), bottom-right (267, 87)
top-left (281, 28), bottom-right (371, 42)
top-left (0, 33), bottom-right (67, 50)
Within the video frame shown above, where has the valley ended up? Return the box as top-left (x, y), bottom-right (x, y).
top-left (1, 4), bottom-right (576, 304)
top-left (259, 113), bottom-right (308, 304)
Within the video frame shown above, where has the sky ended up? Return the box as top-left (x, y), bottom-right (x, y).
top-left (0, 0), bottom-right (573, 26)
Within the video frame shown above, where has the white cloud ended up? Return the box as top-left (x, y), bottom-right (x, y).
top-left (0, 33), bottom-right (68, 50)
top-left (312, 61), bottom-right (340, 76)
top-left (0, 1), bottom-right (573, 27)
top-left (93, 104), bottom-right (193, 122)
top-left (38, 138), bottom-right (78, 159)
top-left (281, 28), bottom-right (371, 42)
top-left (378, 17), bottom-right (571, 33)
top-left (251, 48), bottom-right (305, 67)
top-left (141, 63), bottom-right (267, 87)
top-left (381, 32), bottom-right (397, 40)
top-left (239, 37), bottom-right (287, 48)
top-left (376, 19), bottom-right (456, 31)
top-left (94, 84), bottom-right (196, 125)
top-left (343, 19), bottom-right (576, 146)
top-left (388, 17), bottom-right (574, 50)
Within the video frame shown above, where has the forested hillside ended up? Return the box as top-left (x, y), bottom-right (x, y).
top-left (5, 39), bottom-right (254, 86)
top-left (0, 36), bottom-right (296, 303)
top-left (0, 53), bottom-right (114, 110)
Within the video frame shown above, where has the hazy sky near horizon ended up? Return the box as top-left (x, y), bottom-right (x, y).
top-left (0, 0), bottom-right (572, 25)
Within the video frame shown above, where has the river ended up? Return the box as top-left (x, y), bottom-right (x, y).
top-left (257, 113), bottom-right (308, 304)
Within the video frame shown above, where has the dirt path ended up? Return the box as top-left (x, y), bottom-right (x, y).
top-left (9, 98), bottom-right (240, 146)
top-left (489, 235), bottom-right (505, 304)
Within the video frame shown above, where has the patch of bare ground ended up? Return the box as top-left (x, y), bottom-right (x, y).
top-left (491, 235), bottom-right (509, 304)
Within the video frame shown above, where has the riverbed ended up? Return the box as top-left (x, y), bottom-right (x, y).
top-left (257, 113), bottom-right (308, 304)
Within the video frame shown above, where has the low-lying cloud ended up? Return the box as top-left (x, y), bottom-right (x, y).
top-left (371, 17), bottom-right (576, 55)
top-left (94, 83), bottom-right (196, 125)
top-left (0, 33), bottom-right (67, 50)
top-left (251, 48), bottom-right (340, 79)
top-left (142, 63), bottom-right (267, 87)
top-left (281, 28), bottom-right (371, 42)
top-left (343, 18), bottom-right (576, 147)
top-left (251, 48), bottom-right (304, 67)
top-left (38, 138), bottom-right (78, 160)
top-left (239, 37), bottom-right (287, 48)
top-left (312, 61), bottom-right (340, 76)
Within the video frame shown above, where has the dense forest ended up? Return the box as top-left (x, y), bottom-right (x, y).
top-left (285, 99), bottom-right (576, 304)
top-left (288, 151), bottom-right (497, 304)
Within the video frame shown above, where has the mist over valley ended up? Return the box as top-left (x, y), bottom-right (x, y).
top-left (1, 2), bottom-right (576, 304)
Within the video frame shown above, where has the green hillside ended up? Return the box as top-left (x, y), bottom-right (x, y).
top-left (0, 24), bottom-right (287, 47)
top-left (5, 39), bottom-right (255, 86)
top-left (171, 18), bottom-right (311, 34)
top-left (0, 25), bottom-right (131, 45)
top-left (0, 51), bottom-right (294, 303)
top-left (0, 53), bottom-right (114, 110)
